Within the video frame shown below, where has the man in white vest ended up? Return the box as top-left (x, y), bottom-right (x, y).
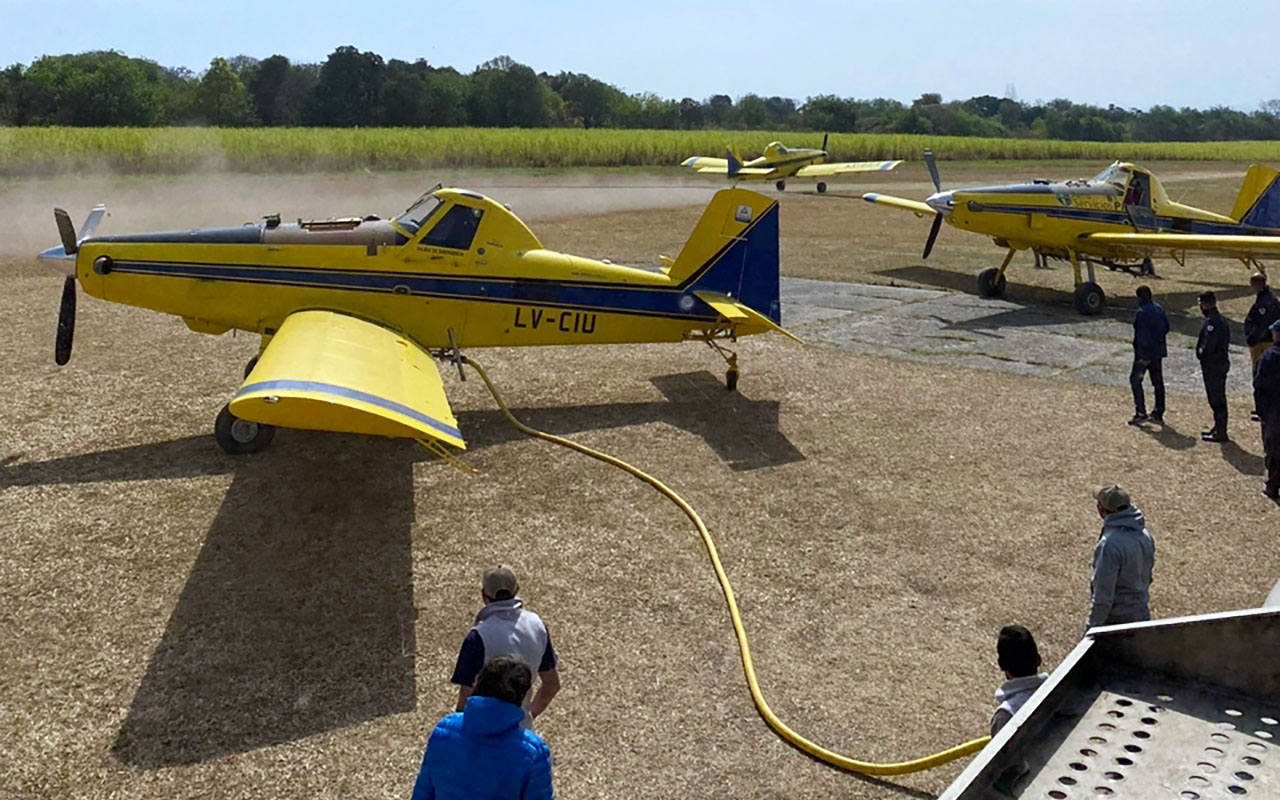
top-left (451, 565), bottom-right (561, 724)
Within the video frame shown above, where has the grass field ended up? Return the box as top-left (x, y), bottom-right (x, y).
top-left (2, 166), bottom-right (1277, 799)
top-left (6, 127), bottom-right (1280, 176)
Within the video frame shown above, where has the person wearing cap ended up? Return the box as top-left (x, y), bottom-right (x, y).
top-left (1245, 273), bottom-right (1280, 421)
top-left (990, 625), bottom-right (1048, 736)
top-left (1196, 291), bottom-right (1232, 442)
top-left (1129, 285), bottom-right (1170, 426)
top-left (1087, 484), bottom-right (1155, 632)
top-left (1253, 318), bottom-right (1280, 500)
top-left (412, 657), bottom-right (555, 800)
top-left (451, 565), bottom-right (560, 724)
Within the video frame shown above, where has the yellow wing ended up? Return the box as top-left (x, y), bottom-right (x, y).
top-left (682, 156), bottom-right (729, 172)
top-left (795, 160), bottom-right (904, 177)
top-left (229, 310), bottom-right (465, 450)
top-left (693, 290), bottom-right (804, 343)
top-left (1080, 232), bottom-right (1280, 260)
top-left (861, 192), bottom-right (936, 217)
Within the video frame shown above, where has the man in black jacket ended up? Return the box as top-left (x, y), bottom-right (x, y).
top-left (1245, 273), bottom-right (1280, 421)
top-left (1254, 319), bottom-right (1280, 500)
top-left (1197, 291), bottom-right (1232, 442)
top-left (1129, 285), bottom-right (1170, 425)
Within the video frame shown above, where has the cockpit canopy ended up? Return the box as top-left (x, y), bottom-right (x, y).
top-left (1091, 162), bottom-right (1131, 190)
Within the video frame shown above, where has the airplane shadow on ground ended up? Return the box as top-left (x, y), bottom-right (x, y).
top-left (110, 437), bottom-right (420, 768)
top-left (2, 371), bottom-right (802, 767)
top-left (874, 265), bottom-right (1256, 339)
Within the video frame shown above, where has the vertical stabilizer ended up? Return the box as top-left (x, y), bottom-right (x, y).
top-left (1231, 165), bottom-right (1280, 228)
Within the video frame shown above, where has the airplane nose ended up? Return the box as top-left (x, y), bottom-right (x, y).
top-left (37, 244), bottom-right (76, 275)
top-left (925, 191), bottom-right (954, 215)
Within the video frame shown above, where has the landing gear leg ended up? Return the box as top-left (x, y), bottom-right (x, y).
top-left (706, 339), bottom-right (740, 392)
top-left (1140, 257), bottom-right (1156, 277)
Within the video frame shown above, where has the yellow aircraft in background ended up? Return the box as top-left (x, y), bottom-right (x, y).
top-left (683, 134), bottom-right (902, 193)
top-left (864, 151), bottom-right (1280, 314)
top-left (38, 186), bottom-right (798, 455)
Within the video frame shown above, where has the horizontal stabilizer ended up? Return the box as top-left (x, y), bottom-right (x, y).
top-left (862, 193), bottom-right (935, 216)
top-left (694, 290), bottom-right (803, 343)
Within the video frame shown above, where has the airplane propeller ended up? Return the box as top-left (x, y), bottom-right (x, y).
top-left (820, 132), bottom-right (829, 155)
top-left (922, 149), bottom-right (944, 259)
top-left (41, 204), bottom-right (105, 365)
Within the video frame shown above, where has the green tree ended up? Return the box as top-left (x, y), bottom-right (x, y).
top-left (311, 45), bottom-right (384, 126)
top-left (21, 51), bottom-right (165, 126)
top-left (799, 95), bottom-right (857, 132)
top-left (195, 57), bottom-right (254, 125)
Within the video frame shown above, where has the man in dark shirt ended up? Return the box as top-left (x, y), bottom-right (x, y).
top-left (1129, 285), bottom-right (1170, 425)
top-left (1254, 319), bottom-right (1280, 500)
top-left (1196, 291), bottom-right (1232, 442)
top-left (1245, 273), bottom-right (1280, 421)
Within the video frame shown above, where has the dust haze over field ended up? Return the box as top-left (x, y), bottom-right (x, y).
top-left (2, 162), bottom-right (1277, 800)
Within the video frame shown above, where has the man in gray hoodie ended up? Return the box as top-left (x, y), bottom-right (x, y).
top-left (1087, 484), bottom-right (1155, 632)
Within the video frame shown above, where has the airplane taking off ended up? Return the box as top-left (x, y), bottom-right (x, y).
top-left (38, 186), bottom-right (798, 456)
top-left (864, 152), bottom-right (1280, 314)
top-left (683, 134), bottom-right (902, 193)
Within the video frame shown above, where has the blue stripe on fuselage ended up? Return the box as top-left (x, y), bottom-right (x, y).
top-left (236, 379), bottom-right (463, 439)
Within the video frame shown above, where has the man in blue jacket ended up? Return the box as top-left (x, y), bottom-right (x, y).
top-left (1197, 291), bottom-right (1232, 442)
top-left (1245, 273), bottom-right (1280, 421)
top-left (411, 657), bottom-right (554, 800)
top-left (1254, 319), bottom-right (1280, 500)
top-left (1129, 285), bottom-right (1170, 425)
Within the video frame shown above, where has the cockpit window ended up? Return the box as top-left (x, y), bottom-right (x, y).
top-left (422, 204), bottom-right (484, 251)
top-left (1091, 163), bottom-right (1130, 191)
top-left (395, 195), bottom-right (444, 235)
top-left (773, 144), bottom-right (787, 154)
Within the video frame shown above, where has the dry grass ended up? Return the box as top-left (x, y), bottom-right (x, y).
top-left (1, 166), bottom-right (1277, 800)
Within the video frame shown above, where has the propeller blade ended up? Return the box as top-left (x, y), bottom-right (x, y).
top-left (924, 148), bottom-right (941, 193)
top-left (54, 208), bottom-right (78, 255)
top-left (55, 275), bottom-right (76, 365)
top-left (821, 132), bottom-right (829, 153)
top-left (78, 204), bottom-right (106, 240)
top-left (922, 212), bottom-right (943, 260)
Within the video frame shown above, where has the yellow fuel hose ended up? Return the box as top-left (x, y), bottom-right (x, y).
top-left (463, 357), bottom-right (991, 775)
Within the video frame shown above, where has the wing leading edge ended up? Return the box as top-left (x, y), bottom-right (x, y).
top-left (230, 310), bottom-right (465, 450)
top-left (1080, 232), bottom-right (1280, 260)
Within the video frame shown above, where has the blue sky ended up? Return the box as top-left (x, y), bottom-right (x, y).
top-left (1, 0), bottom-right (1272, 111)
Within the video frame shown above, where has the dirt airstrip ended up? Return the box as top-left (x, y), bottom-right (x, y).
top-left (1, 165), bottom-right (1276, 800)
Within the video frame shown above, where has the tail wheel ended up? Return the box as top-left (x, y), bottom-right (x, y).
top-left (775, 180), bottom-right (786, 192)
top-left (976, 267), bottom-right (1007, 298)
top-left (214, 404), bottom-right (275, 455)
top-left (1073, 282), bottom-right (1106, 315)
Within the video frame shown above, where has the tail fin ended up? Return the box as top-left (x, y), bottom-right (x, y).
top-left (666, 187), bottom-right (781, 324)
top-left (1231, 165), bottom-right (1280, 228)
top-left (726, 147), bottom-right (744, 178)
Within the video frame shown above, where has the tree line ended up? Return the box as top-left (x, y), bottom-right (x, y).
top-left (2, 48), bottom-right (1280, 142)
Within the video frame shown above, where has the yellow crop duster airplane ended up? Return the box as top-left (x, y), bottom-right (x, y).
top-left (38, 186), bottom-right (798, 456)
top-left (683, 134), bottom-right (902, 193)
top-left (864, 151), bottom-right (1280, 314)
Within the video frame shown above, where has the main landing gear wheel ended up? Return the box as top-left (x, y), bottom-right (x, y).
top-left (1073, 282), bottom-right (1106, 315)
top-left (976, 267), bottom-right (1007, 298)
top-left (775, 180), bottom-right (786, 192)
top-left (214, 404), bottom-right (275, 455)
top-left (816, 182), bottom-right (827, 194)
top-left (726, 366), bottom-right (739, 392)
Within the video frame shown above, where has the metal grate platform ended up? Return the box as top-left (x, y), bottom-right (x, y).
top-left (941, 608), bottom-right (1280, 800)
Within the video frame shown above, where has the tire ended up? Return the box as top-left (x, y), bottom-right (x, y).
top-left (726, 368), bottom-right (739, 392)
top-left (243, 355), bottom-right (259, 379)
top-left (775, 180), bottom-right (786, 192)
top-left (976, 267), bottom-right (1007, 298)
top-left (1073, 281), bottom-right (1106, 315)
top-left (214, 404), bottom-right (275, 455)
top-left (816, 182), bottom-right (827, 194)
